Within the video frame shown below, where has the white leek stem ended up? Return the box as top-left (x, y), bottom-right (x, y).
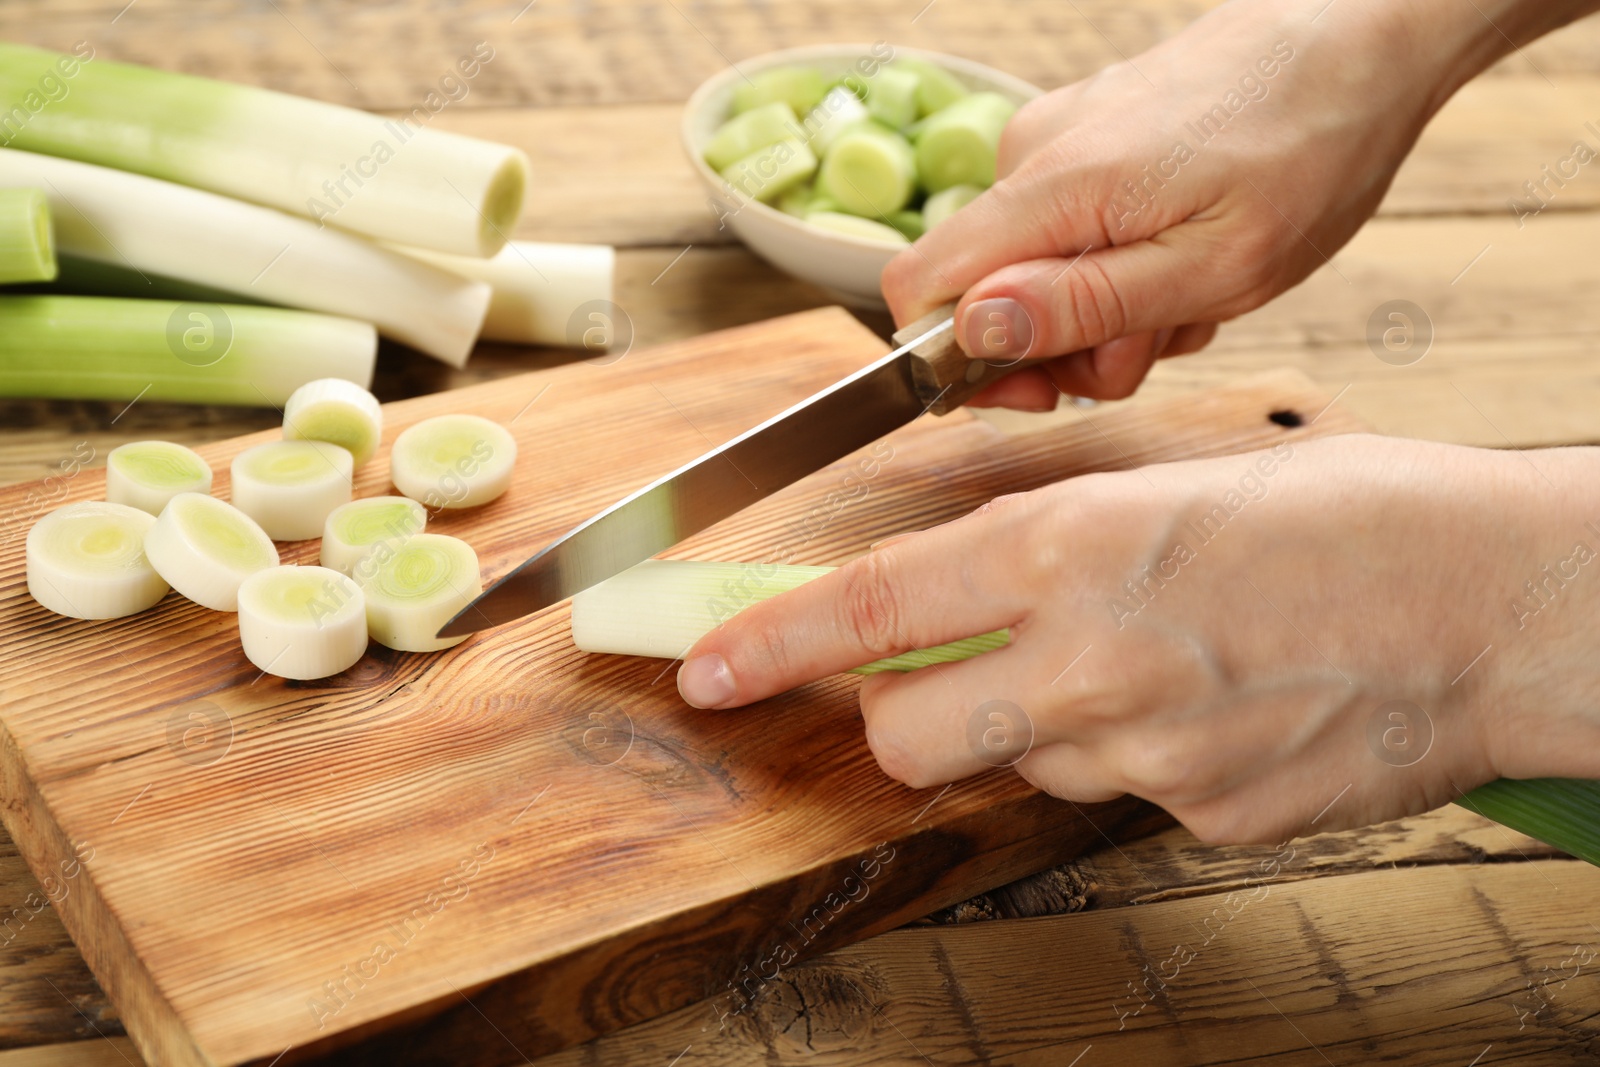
top-left (0, 149), bottom-right (490, 367)
top-left (26, 501), bottom-right (168, 619)
top-left (396, 242), bottom-right (615, 347)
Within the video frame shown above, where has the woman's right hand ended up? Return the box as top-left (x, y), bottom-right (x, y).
top-left (882, 0), bottom-right (1524, 410)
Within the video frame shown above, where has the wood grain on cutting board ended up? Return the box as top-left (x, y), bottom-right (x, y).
top-left (0, 308), bottom-right (1362, 1067)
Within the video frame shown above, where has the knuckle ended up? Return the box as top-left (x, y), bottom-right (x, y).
top-left (1052, 256), bottom-right (1130, 349)
top-left (834, 552), bottom-right (909, 660)
top-left (862, 718), bottom-right (929, 787)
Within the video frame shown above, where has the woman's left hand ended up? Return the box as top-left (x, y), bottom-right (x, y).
top-left (676, 435), bottom-right (1600, 843)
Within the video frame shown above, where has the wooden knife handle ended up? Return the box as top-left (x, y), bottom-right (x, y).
top-left (892, 301), bottom-right (1026, 416)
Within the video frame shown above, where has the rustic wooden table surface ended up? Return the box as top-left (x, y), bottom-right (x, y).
top-left (4, 2), bottom-right (1600, 1064)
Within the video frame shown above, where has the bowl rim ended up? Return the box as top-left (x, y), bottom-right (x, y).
top-left (680, 43), bottom-right (1045, 254)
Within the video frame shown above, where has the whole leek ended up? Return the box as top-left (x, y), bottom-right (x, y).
top-left (0, 187), bottom-right (55, 283)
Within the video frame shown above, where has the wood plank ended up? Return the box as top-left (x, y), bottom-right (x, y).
top-left (0, 313), bottom-right (1360, 1066)
top-left (0, 1041), bottom-right (142, 1067)
top-left (526, 860), bottom-right (1600, 1065)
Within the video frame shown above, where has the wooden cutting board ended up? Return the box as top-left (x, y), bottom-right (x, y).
top-left (0, 308), bottom-right (1363, 1067)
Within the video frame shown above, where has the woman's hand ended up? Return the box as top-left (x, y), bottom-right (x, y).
top-left (882, 0), bottom-right (1578, 409)
top-left (676, 436), bottom-right (1600, 843)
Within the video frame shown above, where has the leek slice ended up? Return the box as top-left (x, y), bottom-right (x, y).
top-left (891, 58), bottom-right (971, 117)
top-left (0, 149), bottom-right (489, 367)
top-left (804, 87), bottom-right (871, 157)
top-left (396, 242), bottom-right (616, 348)
top-left (570, 560), bottom-right (1007, 673)
top-left (731, 66), bottom-right (830, 117)
top-left (237, 565), bottom-right (367, 680)
top-left (322, 496), bottom-right (427, 576)
top-left (804, 211), bottom-right (909, 246)
top-left (0, 42), bottom-right (528, 257)
top-left (26, 501), bottom-right (168, 619)
top-left (144, 492), bottom-right (278, 611)
top-left (719, 138), bottom-right (819, 205)
top-left (864, 66), bottom-right (921, 130)
top-left (106, 441), bottom-right (213, 516)
top-left (390, 414), bottom-right (517, 510)
top-left (283, 379), bottom-right (383, 467)
top-left (230, 441), bottom-right (354, 542)
top-left (703, 102), bottom-right (803, 171)
top-left (0, 295), bottom-right (375, 406)
top-left (357, 533), bottom-right (482, 652)
top-left (915, 92), bottom-right (1016, 192)
top-left (816, 126), bottom-right (916, 216)
top-left (0, 187), bottom-right (56, 284)
top-left (922, 184), bottom-right (984, 230)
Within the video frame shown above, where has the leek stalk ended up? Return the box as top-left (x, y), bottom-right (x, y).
top-left (0, 187), bottom-right (55, 283)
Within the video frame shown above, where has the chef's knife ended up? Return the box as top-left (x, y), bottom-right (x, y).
top-left (435, 301), bottom-right (1024, 639)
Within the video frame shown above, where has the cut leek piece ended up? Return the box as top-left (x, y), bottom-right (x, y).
top-left (922, 183), bottom-right (984, 229)
top-left (106, 441), bottom-right (213, 516)
top-left (886, 210), bottom-right (926, 242)
top-left (396, 242), bottom-right (616, 348)
top-left (891, 58), bottom-right (971, 117)
top-left (803, 87), bottom-right (870, 157)
top-left (26, 501), bottom-right (168, 619)
top-left (0, 187), bottom-right (56, 284)
top-left (804, 211), bottom-right (909, 245)
top-left (816, 126), bottom-right (916, 216)
top-left (863, 66), bottom-right (920, 130)
top-left (731, 66), bottom-right (830, 117)
top-left (0, 42), bottom-right (529, 257)
top-left (322, 496), bottom-right (427, 576)
top-left (0, 149), bottom-right (490, 367)
top-left (0, 295), bottom-right (376, 405)
top-left (719, 138), bottom-right (818, 205)
top-left (144, 492), bottom-right (279, 611)
top-left (570, 560), bottom-right (1007, 673)
top-left (776, 182), bottom-right (817, 218)
top-left (237, 565), bottom-right (368, 680)
top-left (390, 414), bottom-right (517, 510)
top-left (703, 102), bottom-right (803, 171)
top-left (230, 441), bottom-right (354, 541)
top-left (283, 378), bottom-right (382, 467)
top-left (915, 92), bottom-right (1016, 192)
top-left (357, 533), bottom-right (482, 652)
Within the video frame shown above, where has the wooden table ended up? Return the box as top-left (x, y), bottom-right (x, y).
top-left (3, 2), bottom-right (1600, 1063)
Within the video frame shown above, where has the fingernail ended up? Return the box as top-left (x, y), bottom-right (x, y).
top-left (961, 298), bottom-right (1035, 362)
top-left (678, 654), bottom-right (736, 709)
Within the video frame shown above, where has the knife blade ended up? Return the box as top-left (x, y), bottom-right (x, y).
top-left (436, 301), bottom-right (1021, 638)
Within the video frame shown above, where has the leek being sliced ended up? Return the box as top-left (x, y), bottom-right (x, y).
top-left (357, 533), bottom-right (482, 652)
top-left (26, 501), bottom-right (169, 619)
top-left (0, 295), bottom-right (376, 406)
top-left (230, 441), bottom-right (354, 542)
top-left (0, 187), bottom-right (56, 284)
top-left (143, 492), bottom-right (278, 611)
top-left (0, 149), bottom-right (490, 367)
top-left (0, 42), bottom-right (529, 257)
top-left (106, 441), bottom-right (213, 516)
top-left (390, 414), bottom-right (517, 510)
top-left (397, 242), bottom-right (617, 348)
top-left (237, 565), bottom-right (368, 680)
top-left (283, 379), bottom-right (383, 467)
top-left (570, 560), bottom-right (1008, 672)
top-left (322, 496), bottom-right (427, 576)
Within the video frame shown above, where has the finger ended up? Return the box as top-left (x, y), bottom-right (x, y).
top-left (1012, 741), bottom-right (1126, 804)
top-left (855, 644), bottom-right (1044, 788)
top-left (1161, 321), bottom-right (1218, 358)
top-left (964, 367), bottom-right (1062, 411)
top-left (996, 89), bottom-right (1081, 178)
top-left (677, 502), bottom-right (1038, 708)
top-left (953, 236), bottom-right (1223, 364)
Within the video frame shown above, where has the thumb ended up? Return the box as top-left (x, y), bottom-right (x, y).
top-left (953, 235), bottom-right (1224, 364)
top-left (675, 508), bottom-right (1034, 709)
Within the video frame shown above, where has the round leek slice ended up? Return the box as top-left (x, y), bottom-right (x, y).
top-left (26, 501), bottom-right (168, 619)
top-left (105, 440), bottom-right (213, 516)
top-left (390, 414), bottom-right (517, 510)
top-left (321, 496), bottom-right (427, 576)
top-left (237, 565), bottom-right (368, 680)
top-left (357, 533), bottom-right (482, 652)
top-left (144, 492), bottom-right (279, 611)
top-left (230, 440), bottom-right (354, 541)
top-left (283, 378), bottom-right (384, 467)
